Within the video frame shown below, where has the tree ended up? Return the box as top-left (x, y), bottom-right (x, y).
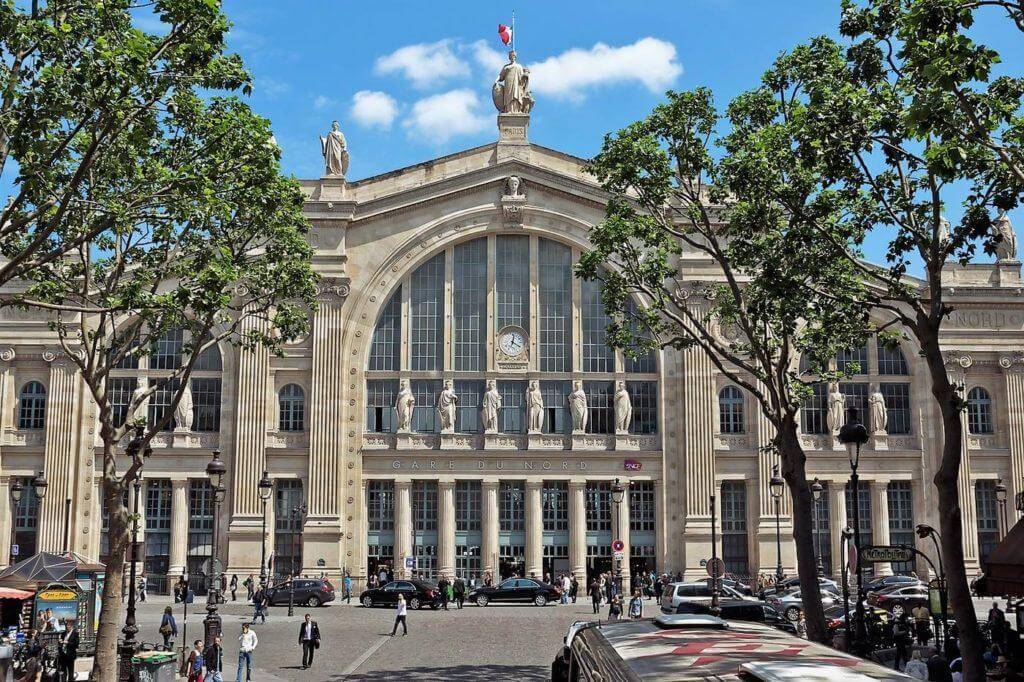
top-left (579, 88), bottom-right (874, 643)
top-left (1, 3), bottom-right (318, 679)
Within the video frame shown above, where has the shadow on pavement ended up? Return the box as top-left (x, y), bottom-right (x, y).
top-left (337, 664), bottom-right (546, 681)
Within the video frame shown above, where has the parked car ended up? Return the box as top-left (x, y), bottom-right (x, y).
top-left (864, 575), bottom-right (923, 594)
top-left (761, 576), bottom-right (839, 599)
top-left (660, 581), bottom-right (754, 612)
top-left (720, 576), bottom-right (753, 596)
top-left (359, 579), bottom-right (440, 610)
top-left (767, 588), bottom-right (838, 621)
top-left (867, 585), bottom-right (929, 617)
top-left (674, 599), bottom-right (795, 633)
top-left (468, 577), bottom-right (562, 606)
top-left (265, 578), bottom-right (335, 607)
top-left (824, 605), bottom-right (890, 633)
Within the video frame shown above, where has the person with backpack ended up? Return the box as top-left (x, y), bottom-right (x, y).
top-left (628, 589), bottom-right (644, 620)
top-left (251, 587), bottom-right (266, 624)
top-left (185, 640), bottom-right (204, 682)
top-left (158, 606), bottom-right (177, 649)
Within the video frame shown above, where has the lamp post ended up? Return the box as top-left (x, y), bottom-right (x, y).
top-left (118, 427), bottom-right (148, 678)
top-left (994, 479), bottom-right (1008, 540)
top-left (258, 471), bottom-right (273, 589)
top-left (840, 526), bottom-right (853, 651)
top-left (203, 450), bottom-right (227, 652)
top-left (811, 478), bottom-right (824, 576)
top-left (288, 503), bottom-right (307, 617)
top-left (916, 523), bottom-right (949, 655)
top-left (611, 478), bottom-right (627, 595)
top-left (8, 479), bottom-right (23, 564)
top-left (769, 465), bottom-right (785, 583)
top-left (838, 407), bottom-right (869, 654)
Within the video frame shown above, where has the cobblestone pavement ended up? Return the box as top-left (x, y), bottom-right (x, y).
top-left (132, 594), bottom-right (622, 680)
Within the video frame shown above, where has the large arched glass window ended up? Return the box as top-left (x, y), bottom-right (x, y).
top-left (967, 387), bottom-right (993, 434)
top-left (365, 235), bottom-right (658, 437)
top-left (18, 381), bottom-right (46, 429)
top-left (278, 384), bottom-right (305, 432)
top-left (718, 386), bottom-right (745, 434)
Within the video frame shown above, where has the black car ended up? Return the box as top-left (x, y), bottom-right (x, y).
top-left (265, 578), bottom-right (335, 607)
top-left (674, 599), bottom-right (795, 633)
top-left (467, 577), bottom-right (562, 606)
top-left (864, 574), bottom-right (922, 594)
top-left (359, 580), bottom-right (441, 610)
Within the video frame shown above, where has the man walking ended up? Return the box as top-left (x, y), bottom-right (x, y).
top-left (205, 634), bottom-right (225, 682)
top-left (453, 576), bottom-right (465, 609)
top-left (911, 603), bottom-right (931, 646)
top-left (570, 575), bottom-right (579, 604)
top-left (244, 574), bottom-right (254, 601)
top-left (390, 594), bottom-right (408, 636)
top-left (560, 574), bottom-right (571, 605)
top-left (343, 572), bottom-right (352, 605)
top-left (589, 578), bottom-right (602, 614)
top-left (57, 618), bottom-right (78, 682)
top-left (437, 574), bottom-right (450, 611)
top-left (297, 613), bottom-right (321, 670)
top-left (236, 622), bottom-right (258, 682)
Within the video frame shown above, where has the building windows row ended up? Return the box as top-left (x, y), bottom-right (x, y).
top-left (799, 382), bottom-right (913, 436)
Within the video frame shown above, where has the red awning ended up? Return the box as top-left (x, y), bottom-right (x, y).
top-left (0, 587), bottom-right (33, 599)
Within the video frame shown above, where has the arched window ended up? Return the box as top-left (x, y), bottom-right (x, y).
top-left (967, 387), bottom-right (993, 434)
top-left (279, 384), bottom-right (306, 432)
top-left (18, 381), bottom-right (47, 430)
top-left (718, 386), bottom-right (745, 434)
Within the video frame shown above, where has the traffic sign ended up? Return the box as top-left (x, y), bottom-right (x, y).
top-left (404, 556), bottom-right (415, 569)
top-left (706, 557), bottom-right (725, 579)
top-left (611, 539), bottom-right (625, 552)
top-left (10, 545), bottom-right (18, 557)
top-left (860, 545), bottom-right (914, 563)
top-left (613, 551), bottom-right (624, 561)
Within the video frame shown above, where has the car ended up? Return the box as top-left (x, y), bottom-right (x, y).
top-left (865, 575), bottom-right (924, 594)
top-left (867, 585), bottom-right (929, 617)
top-left (761, 576), bottom-right (839, 599)
top-left (265, 578), bottom-right (335, 607)
top-left (824, 605), bottom-right (890, 632)
top-left (359, 579), bottom-right (441, 610)
top-left (719, 576), bottom-right (753, 596)
top-left (467, 577), bottom-right (562, 606)
top-left (659, 581), bottom-right (754, 612)
top-left (766, 588), bottom-right (838, 621)
top-left (674, 598), bottom-right (795, 633)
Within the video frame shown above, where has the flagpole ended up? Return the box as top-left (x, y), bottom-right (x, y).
top-left (512, 10), bottom-right (516, 51)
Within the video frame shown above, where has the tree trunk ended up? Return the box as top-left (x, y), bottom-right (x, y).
top-left (777, 416), bottom-right (828, 643)
top-left (91, 474), bottom-right (130, 682)
top-left (921, 334), bottom-right (985, 681)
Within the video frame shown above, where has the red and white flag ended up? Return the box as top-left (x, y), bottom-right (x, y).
top-left (498, 23), bottom-right (513, 46)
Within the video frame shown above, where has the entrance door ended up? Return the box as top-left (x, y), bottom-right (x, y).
top-left (587, 557), bottom-right (612, 584)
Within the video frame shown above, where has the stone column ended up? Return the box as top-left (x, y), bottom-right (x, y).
top-left (654, 479), bottom-right (666, 574)
top-left (828, 481), bottom-right (848, 581)
top-left (616, 483), bottom-right (631, 593)
top-left (306, 278), bottom-right (350, 573)
top-left (0, 477), bottom-right (10, 568)
top-left (525, 480), bottom-right (543, 580)
top-left (39, 351), bottom-right (82, 553)
top-left (1000, 353), bottom-right (1024, 524)
top-left (569, 480), bottom-right (587, 582)
top-left (870, 480), bottom-right (892, 576)
top-left (394, 480), bottom-right (412, 578)
top-left (438, 481), bottom-right (456, 579)
top-left (680, 317), bottom-right (717, 578)
top-left (945, 355), bottom-right (979, 568)
top-left (482, 480), bottom-right (500, 579)
top-left (168, 479), bottom-right (189, 578)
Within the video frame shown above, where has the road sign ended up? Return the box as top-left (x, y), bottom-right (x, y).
top-left (860, 545), bottom-right (914, 563)
top-left (404, 556), bottom-right (415, 569)
top-left (928, 578), bottom-right (944, 617)
top-left (706, 557), bottom-right (725, 579)
top-left (613, 551), bottom-right (624, 561)
top-left (10, 545), bottom-right (18, 557)
top-left (611, 539), bottom-right (625, 552)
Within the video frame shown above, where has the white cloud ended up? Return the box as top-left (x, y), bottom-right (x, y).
top-left (470, 40), bottom-right (507, 75)
top-left (350, 90), bottom-right (399, 130)
top-left (375, 40), bottom-right (470, 89)
top-left (313, 95), bottom-right (336, 110)
top-left (255, 77), bottom-right (290, 98)
top-left (529, 38), bottom-right (682, 100)
top-left (403, 89), bottom-right (489, 144)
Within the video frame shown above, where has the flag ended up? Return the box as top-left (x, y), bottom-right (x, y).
top-left (498, 23), bottom-right (513, 46)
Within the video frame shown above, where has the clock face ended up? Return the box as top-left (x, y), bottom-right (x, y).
top-left (499, 329), bottom-right (526, 357)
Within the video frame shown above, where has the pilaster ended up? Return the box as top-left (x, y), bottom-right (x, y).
top-left (168, 479), bottom-right (189, 578)
top-left (569, 479), bottom-right (587, 583)
top-left (616, 483), bottom-right (631, 593)
top-left (1000, 353), bottom-right (1024, 524)
top-left (870, 480), bottom-right (892, 576)
top-left (828, 481), bottom-right (848, 580)
top-left (945, 354), bottom-right (979, 568)
top-left (39, 350), bottom-right (82, 553)
top-left (394, 479), bottom-right (412, 578)
top-left (482, 479), bottom-right (499, 579)
top-left (438, 480), bottom-right (456, 579)
top-left (0, 477), bottom-right (10, 568)
top-left (525, 480), bottom-right (543, 580)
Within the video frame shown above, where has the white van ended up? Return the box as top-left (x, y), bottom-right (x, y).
top-left (660, 580), bottom-right (753, 612)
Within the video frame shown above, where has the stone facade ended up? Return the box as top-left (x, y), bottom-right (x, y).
top-left (1, 107), bottom-right (1022, 593)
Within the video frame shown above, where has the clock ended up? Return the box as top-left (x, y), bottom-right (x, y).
top-left (499, 329), bottom-right (526, 357)
top-left (495, 325), bottom-right (529, 372)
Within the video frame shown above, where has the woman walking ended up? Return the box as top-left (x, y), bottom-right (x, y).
top-left (390, 594), bottom-right (408, 636)
top-left (229, 574), bottom-right (238, 602)
top-left (628, 590), bottom-right (644, 620)
top-left (159, 606), bottom-right (178, 649)
top-left (608, 594), bottom-right (622, 622)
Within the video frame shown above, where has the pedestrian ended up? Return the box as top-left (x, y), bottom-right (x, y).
top-left (560, 574), bottom-right (571, 605)
top-left (950, 657), bottom-right (963, 682)
top-left (893, 615), bottom-right (911, 671)
top-left (927, 650), bottom-right (951, 682)
top-left (297, 612), bottom-right (321, 670)
top-left (343, 572), bottom-right (352, 604)
top-left (220, 574), bottom-right (228, 603)
top-left (175, 574), bottom-right (187, 603)
top-left (988, 602), bottom-right (1007, 648)
top-left (390, 594), bottom-right (408, 636)
top-left (570, 575), bottom-right (579, 604)
top-left (437, 574), bottom-right (450, 611)
top-left (138, 573), bottom-right (147, 602)
top-left (251, 587), bottom-right (266, 624)
top-left (186, 639), bottom-right (204, 682)
top-left (205, 635), bottom-right (224, 682)
top-left (453, 576), bottom-right (465, 609)
top-left (236, 622), bottom-right (258, 682)
top-left (628, 590), bottom-right (643, 620)
top-left (378, 566), bottom-right (388, 585)
top-left (368, 573), bottom-right (378, 589)
top-left (608, 594), bottom-right (622, 621)
top-left (797, 612), bottom-right (808, 639)
top-left (159, 606), bottom-right (178, 650)
top-left (911, 603), bottom-right (931, 646)
top-left (57, 618), bottom-right (78, 682)
top-left (599, 574), bottom-right (607, 604)
top-left (904, 649), bottom-right (928, 679)
top-left (229, 574), bottom-right (238, 602)
top-left (244, 574), bottom-right (254, 601)
top-left (589, 578), bottom-right (602, 614)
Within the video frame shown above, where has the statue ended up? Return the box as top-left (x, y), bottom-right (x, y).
top-left (868, 388), bottom-right (887, 435)
top-left (437, 380), bottom-right (458, 432)
top-left (827, 383), bottom-right (846, 435)
top-left (526, 381), bottom-right (544, 432)
top-left (993, 210), bottom-right (1018, 261)
top-left (319, 120), bottom-right (349, 177)
top-left (174, 383), bottom-right (194, 431)
top-left (395, 380), bottom-right (415, 431)
top-left (492, 50), bottom-right (534, 114)
top-left (482, 380), bottom-right (502, 432)
top-left (568, 380), bottom-right (588, 433)
top-left (129, 380), bottom-right (148, 424)
top-left (614, 381), bottom-right (632, 434)
top-left (504, 175), bottom-right (524, 198)
top-left (937, 216), bottom-right (951, 244)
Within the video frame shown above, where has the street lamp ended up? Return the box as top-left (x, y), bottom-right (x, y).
top-left (916, 523), bottom-right (949, 654)
top-left (838, 407), bottom-right (869, 654)
top-left (203, 450), bottom-right (227, 652)
top-left (811, 478), bottom-right (824, 576)
top-left (8, 479), bottom-right (23, 565)
top-left (994, 479), bottom-right (1008, 540)
top-left (840, 526), bottom-right (854, 650)
top-left (611, 478), bottom-right (627, 594)
top-left (288, 503), bottom-right (307, 617)
top-left (769, 465), bottom-right (785, 582)
top-left (258, 471), bottom-right (273, 589)
top-left (118, 427), bottom-right (149, 676)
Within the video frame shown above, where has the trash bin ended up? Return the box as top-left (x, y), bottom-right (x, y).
top-left (132, 651), bottom-right (178, 682)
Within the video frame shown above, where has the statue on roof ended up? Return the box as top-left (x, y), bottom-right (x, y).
top-left (319, 120), bottom-right (349, 177)
top-left (492, 50), bottom-right (534, 115)
top-left (992, 210), bottom-right (1018, 261)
